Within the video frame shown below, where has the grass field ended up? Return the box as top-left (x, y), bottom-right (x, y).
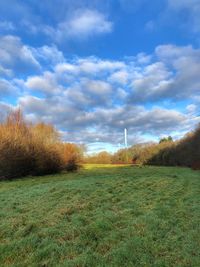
top-left (0, 165), bottom-right (200, 267)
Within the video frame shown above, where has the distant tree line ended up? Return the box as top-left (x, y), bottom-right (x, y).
top-left (1, 109), bottom-right (199, 181)
top-left (85, 127), bottom-right (200, 170)
top-left (147, 127), bottom-right (200, 169)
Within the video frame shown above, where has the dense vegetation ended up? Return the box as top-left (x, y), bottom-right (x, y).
top-left (86, 126), bottom-right (200, 170)
top-left (148, 127), bottom-right (200, 168)
top-left (0, 165), bottom-right (199, 267)
top-left (0, 110), bottom-right (83, 180)
top-left (1, 109), bottom-right (199, 181)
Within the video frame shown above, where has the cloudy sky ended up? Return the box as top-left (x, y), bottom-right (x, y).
top-left (0, 0), bottom-right (200, 153)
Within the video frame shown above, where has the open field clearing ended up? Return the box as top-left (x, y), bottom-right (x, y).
top-left (0, 165), bottom-right (200, 267)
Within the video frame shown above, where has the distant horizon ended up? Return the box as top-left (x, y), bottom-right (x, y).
top-left (0, 0), bottom-right (200, 153)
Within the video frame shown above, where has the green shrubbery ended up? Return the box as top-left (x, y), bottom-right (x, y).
top-left (0, 110), bottom-right (82, 180)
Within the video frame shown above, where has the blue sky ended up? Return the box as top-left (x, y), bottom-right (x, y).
top-left (0, 0), bottom-right (200, 153)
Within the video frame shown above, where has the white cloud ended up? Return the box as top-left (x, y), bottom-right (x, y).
top-left (46, 9), bottom-right (113, 41)
top-left (0, 65), bottom-right (13, 77)
top-left (76, 58), bottom-right (124, 73)
top-left (25, 71), bottom-right (62, 95)
top-left (0, 35), bottom-right (41, 75)
top-left (0, 36), bottom-right (199, 150)
top-left (155, 44), bottom-right (195, 60)
top-left (67, 9), bottom-right (113, 37)
top-left (156, 44), bottom-right (200, 99)
top-left (17, 91), bottom-right (191, 145)
top-left (125, 45), bottom-right (200, 103)
top-left (63, 79), bottom-right (113, 108)
top-left (136, 53), bottom-right (152, 64)
top-left (186, 104), bottom-right (197, 114)
top-left (85, 79), bottom-right (112, 95)
top-left (109, 70), bottom-right (129, 85)
top-left (19, 96), bottom-right (47, 115)
top-left (31, 45), bottom-right (65, 65)
top-left (131, 62), bottom-right (173, 102)
top-left (55, 57), bottom-right (125, 75)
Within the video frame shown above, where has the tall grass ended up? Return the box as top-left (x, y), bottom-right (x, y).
top-left (0, 110), bottom-right (81, 180)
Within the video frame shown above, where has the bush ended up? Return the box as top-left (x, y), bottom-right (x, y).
top-left (0, 110), bottom-right (80, 180)
top-left (60, 143), bottom-right (83, 171)
top-left (65, 158), bottom-right (79, 172)
top-left (0, 110), bottom-right (35, 179)
top-left (32, 143), bottom-right (63, 176)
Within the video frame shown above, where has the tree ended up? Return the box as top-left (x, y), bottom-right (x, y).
top-left (159, 136), bottom-right (173, 144)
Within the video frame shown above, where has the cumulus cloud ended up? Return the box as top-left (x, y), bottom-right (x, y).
top-left (123, 45), bottom-right (200, 103)
top-left (0, 35), bottom-right (41, 76)
top-left (45, 9), bottom-right (113, 41)
top-left (62, 79), bottom-right (114, 110)
top-left (0, 35), bottom-right (199, 151)
top-left (109, 70), bottom-right (129, 85)
top-left (55, 57), bottom-right (124, 75)
top-left (0, 35), bottom-right (67, 77)
top-left (186, 104), bottom-right (197, 115)
top-left (17, 90), bottom-right (190, 146)
top-left (31, 45), bottom-right (65, 65)
top-left (130, 62), bottom-right (173, 102)
top-left (25, 71), bottom-right (63, 95)
top-left (63, 9), bottom-right (112, 37)
top-left (156, 44), bottom-right (200, 99)
top-left (17, 42), bottom-right (199, 149)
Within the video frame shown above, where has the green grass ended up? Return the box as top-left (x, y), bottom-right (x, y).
top-left (0, 165), bottom-right (200, 267)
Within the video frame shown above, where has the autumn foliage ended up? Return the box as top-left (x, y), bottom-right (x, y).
top-left (60, 143), bottom-right (84, 171)
top-left (147, 125), bottom-right (200, 169)
top-left (0, 110), bottom-right (82, 180)
top-left (85, 126), bottom-right (200, 170)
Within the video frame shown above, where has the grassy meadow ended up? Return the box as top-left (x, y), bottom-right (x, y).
top-left (0, 165), bottom-right (200, 267)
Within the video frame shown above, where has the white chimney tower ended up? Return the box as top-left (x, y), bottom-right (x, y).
top-left (124, 128), bottom-right (128, 148)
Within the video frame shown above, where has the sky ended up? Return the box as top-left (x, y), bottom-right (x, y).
top-left (0, 0), bottom-right (200, 153)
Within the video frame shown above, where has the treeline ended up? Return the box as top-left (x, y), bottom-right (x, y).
top-left (0, 110), bottom-right (83, 180)
top-left (1, 110), bottom-right (199, 180)
top-left (85, 125), bottom-right (200, 170)
top-left (84, 142), bottom-right (172, 165)
top-left (147, 126), bottom-right (200, 169)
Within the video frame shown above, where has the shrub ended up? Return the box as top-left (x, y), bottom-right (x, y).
top-left (0, 110), bottom-right (80, 180)
top-left (0, 110), bottom-right (35, 179)
top-left (32, 143), bottom-right (63, 176)
top-left (60, 143), bottom-right (83, 171)
top-left (65, 158), bottom-right (79, 172)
